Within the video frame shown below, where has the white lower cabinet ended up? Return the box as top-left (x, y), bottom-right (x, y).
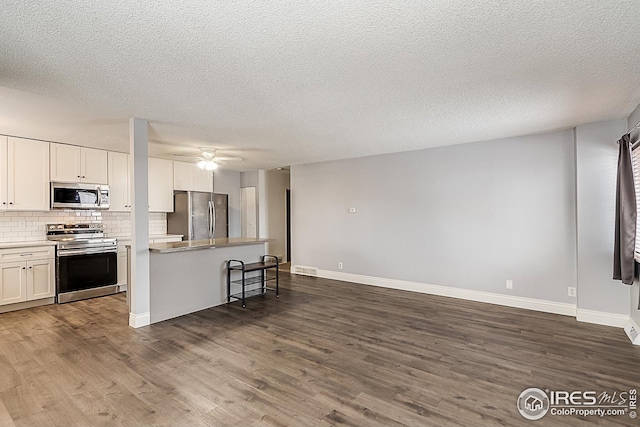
top-left (0, 246), bottom-right (55, 306)
top-left (0, 262), bottom-right (27, 305)
top-left (27, 259), bottom-right (55, 300)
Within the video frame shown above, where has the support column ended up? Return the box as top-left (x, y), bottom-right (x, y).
top-left (129, 118), bottom-right (150, 328)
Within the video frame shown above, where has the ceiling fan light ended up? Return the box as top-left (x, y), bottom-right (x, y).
top-left (197, 160), bottom-right (207, 169)
top-left (205, 160), bottom-right (218, 170)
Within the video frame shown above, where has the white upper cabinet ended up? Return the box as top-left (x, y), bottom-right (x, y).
top-left (111, 153), bottom-right (175, 212)
top-left (0, 136), bottom-right (6, 210)
top-left (173, 161), bottom-right (213, 193)
top-left (50, 144), bottom-right (81, 182)
top-left (148, 158), bottom-right (174, 212)
top-left (82, 148), bottom-right (108, 184)
top-left (1, 137), bottom-right (50, 211)
top-left (50, 143), bottom-right (108, 184)
top-left (108, 151), bottom-right (130, 212)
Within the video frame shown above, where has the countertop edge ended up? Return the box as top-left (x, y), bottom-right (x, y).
top-left (0, 241), bottom-right (58, 249)
top-left (148, 238), bottom-right (270, 253)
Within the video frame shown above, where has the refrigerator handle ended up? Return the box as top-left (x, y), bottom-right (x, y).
top-left (212, 199), bottom-right (217, 238)
top-left (206, 201), bottom-right (211, 238)
top-left (191, 212), bottom-right (195, 241)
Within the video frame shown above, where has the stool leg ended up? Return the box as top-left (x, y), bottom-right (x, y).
top-left (242, 267), bottom-right (246, 308)
top-left (226, 263), bottom-right (231, 304)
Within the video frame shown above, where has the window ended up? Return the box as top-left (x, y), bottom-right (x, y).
top-left (632, 144), bottom-right (640, 255)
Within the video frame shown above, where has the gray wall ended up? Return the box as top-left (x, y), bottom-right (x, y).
top-left (292, 130), bottom-right (578, 304)
top-left (240, 170), bottom-right (258, 187)
top-left (214, 169), bottom-right (241, 238)
top-left (575, 121), bottom-right (630, 315)
top-left (628, 103), bottom-right (640, 325)
top-left (264, 170), bottom-right (290, 261)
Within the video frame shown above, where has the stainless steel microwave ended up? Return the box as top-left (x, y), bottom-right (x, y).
top-left (51, 182), bottom-right (110, 210)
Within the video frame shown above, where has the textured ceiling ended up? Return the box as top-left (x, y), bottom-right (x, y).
top-left (2, 1), bottom-right (640, 170)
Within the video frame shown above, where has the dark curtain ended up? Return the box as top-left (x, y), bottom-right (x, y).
top-left (613, 134), bottom-right (636, 285)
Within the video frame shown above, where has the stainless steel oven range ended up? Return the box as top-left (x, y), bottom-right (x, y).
top-left (47, 223), bottom-right (118, 303)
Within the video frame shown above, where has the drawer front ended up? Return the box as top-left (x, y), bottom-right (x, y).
top-left (0, 246), bottom-right (55, 263)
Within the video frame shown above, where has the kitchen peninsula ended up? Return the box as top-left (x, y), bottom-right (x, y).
top-left (148, 237), bottom-right (271, 323)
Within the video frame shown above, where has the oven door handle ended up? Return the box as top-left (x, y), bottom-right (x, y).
top-left (58, 248), bottom-right (117, 257)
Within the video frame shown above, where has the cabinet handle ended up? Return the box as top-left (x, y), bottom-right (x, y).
top-left (22, 267), bottom-right (25, 270)
top-left (9, 202), bottom-right (13, 205)
top-left (82, 176), bottom-right (86, 178)
top-left (1, 202), bottom-right (5, 205)
top-left (29, 266), bottom-right (32, 269)
top-left (77, 175), bottom-right (81, 178)
top-left (20, 254), bottom-right (32, 257)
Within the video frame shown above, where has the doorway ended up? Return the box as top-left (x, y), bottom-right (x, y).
top-left (241, 187), bottom-right (257, 238)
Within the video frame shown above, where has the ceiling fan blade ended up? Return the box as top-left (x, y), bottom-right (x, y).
top-left (172, 153), bottom-right (199, 157)
top-left (214, 156), bottom-right (242, 161)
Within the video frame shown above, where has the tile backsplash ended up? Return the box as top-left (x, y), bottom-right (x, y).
top-left (0, 211), bottom-right (167, 243)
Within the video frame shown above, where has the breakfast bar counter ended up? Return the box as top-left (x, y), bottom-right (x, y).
top-left (149, 237), bottom-right (270, 253)
top-left (147, 237), bottom-right (271, 323)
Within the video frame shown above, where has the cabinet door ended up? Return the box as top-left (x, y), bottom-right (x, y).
top-left (82, 148), bottom-right (108, 184)
top-left (148, 158), bottom-right (174, 212)
top-left (174, 161), bottom-right (213, 192)
top-left (27, 259), bottom-right (55, 300)
top-left (8, 138), bottom-right (50, 211)
top-left (193, 167), bottom-right (214, 193)
top-left (173, 161), bottom-right (193, 191)
top-left (50, 143), bottom-right (82, 182)
top-left (0, 262), bottom-right (27, 305)
top-left (117, 252), bottom-right (127, 286)
top-left (108, 151), bottom-right (130, 211)
top-left (0, 136), bottom-right (7, 210)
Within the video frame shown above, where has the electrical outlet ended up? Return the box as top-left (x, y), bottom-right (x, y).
top-left (349, 208), bottom-right (357, 213)
top-left (338, 262), bottom-right (343, 270)
top-left (506, 280), bottom-right (513, 289)
top-left (568, 287), bottom-right (577, 297)
top-left (18, 220), bottom-right (26, 229)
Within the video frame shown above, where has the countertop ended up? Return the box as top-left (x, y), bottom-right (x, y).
top-left (148, 237), bottom-right (270, 253)
top-left (0, 241), bottom-right (57, 249)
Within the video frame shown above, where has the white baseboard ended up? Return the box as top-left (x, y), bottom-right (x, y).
top-left (129, 312), bottom-right (150, 328)
top-left (624, 317), bottom-right (640, 345)
top-left (313, 269), bottom-right (577, 317)
top-left (576, 309), bottom-right (630, 328)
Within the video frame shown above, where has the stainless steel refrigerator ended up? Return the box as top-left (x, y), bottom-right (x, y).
top-left (167, 191), bottom-right (228, 240)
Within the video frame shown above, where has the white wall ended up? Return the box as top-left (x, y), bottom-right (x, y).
top-left (575, 120), bottom-right (630, 317)
top-left (292, 130), bottom-right (578, 305)
top-left (214, 168), bottom-right (241, 237)
top-left (628, 103), bottom-right (640, 326)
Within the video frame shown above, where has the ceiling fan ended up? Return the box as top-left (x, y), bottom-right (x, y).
top-left (172, 148), bottom-right (242, 170)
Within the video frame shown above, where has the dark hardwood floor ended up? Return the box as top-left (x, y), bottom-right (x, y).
top-left (0, 273), bottom-right (639, 426)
